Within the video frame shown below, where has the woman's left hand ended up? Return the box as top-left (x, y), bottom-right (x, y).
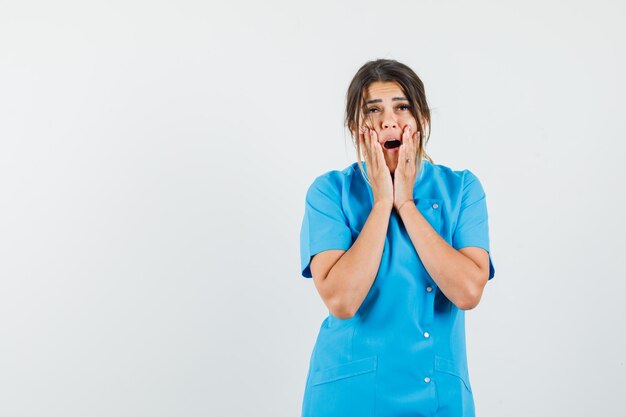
top-left (393, 125), bottom-right (420, 212)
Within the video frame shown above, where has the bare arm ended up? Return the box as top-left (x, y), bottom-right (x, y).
top-left (319, 201), bottom-right (392, 319)
top-left (397, 202), bottom-right (489, 310)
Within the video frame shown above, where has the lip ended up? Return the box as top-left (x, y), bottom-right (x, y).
top-left (381, 135), bottom-right (402, 143)
top-left (382, 137), bottom-right (402, 152)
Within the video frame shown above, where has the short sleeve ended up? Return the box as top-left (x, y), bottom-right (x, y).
top-left (299, 174), bottom-right (353, 278)
top-left (452, 170), bottom-right (496, 280)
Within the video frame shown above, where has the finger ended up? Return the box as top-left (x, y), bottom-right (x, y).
top-left (415, 131), bottom-right (420, 159)
top-left (359, 128), bottom-right (368, 161)
top-left (365, 127), bottom-right (374, 169)
top-left (403, 124), bottom-right (411, 143)
top-left (408, 129), bottom-right (414, 165)
top-left (365, 126), bottom-right (378, 170)
top-left (407, 127), bottom-right (417, 166)
top-left (371, 128), bottom-right (383, 170)
top-left (362, 126), bottom-right (372, 162)
top-left (401, 140), bottom-right (410, 170)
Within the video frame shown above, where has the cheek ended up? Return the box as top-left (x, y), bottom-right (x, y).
top-left (400, 115), bottom-right (416, 126)
top-left (358, 115), bottom-right (372, 127)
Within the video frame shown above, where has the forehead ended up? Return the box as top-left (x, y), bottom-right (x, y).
top-left (364, 81), bottom-right (405, 100)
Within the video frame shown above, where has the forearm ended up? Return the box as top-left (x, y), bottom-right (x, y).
top-left (325, 201), bottom-right (392, 318)
top-left (397, 202), bottom-right (484, 310)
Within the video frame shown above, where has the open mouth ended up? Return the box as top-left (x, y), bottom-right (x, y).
top-left (384, 139), bottom-right (401, 149)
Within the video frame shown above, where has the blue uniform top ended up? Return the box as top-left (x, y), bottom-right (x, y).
top-left (299, 159), bottom-right (495, 417)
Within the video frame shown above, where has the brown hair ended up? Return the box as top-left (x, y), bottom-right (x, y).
top-left (345, 59), bottom-right (433, 185)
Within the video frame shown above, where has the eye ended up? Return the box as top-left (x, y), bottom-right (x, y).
top-left (365, 104), bottom-right (411, 114)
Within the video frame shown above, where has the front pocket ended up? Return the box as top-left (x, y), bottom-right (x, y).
top-left (307, 356), bottom-right (377, 417)
top-left (311, 355), bottom-right (378, 385)
top-left (434, 355), bottom-right (472, 393)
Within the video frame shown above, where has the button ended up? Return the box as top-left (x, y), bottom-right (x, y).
top-left (426, 286), bottom-right (433, 292)
top-left (432, 203), bottom-right (439, 209)
top-left (424, 377), bottom-right (431, 383)
top-left (424, 332), bottom-right (430, 338)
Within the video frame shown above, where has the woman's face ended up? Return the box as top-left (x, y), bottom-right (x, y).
top-left (358, 81), bottom-right (420, 174)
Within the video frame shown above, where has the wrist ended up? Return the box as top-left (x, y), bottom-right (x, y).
top-left (373, 200), bottom-right (393, 212)
top-left (397, 200), bottom-right (415, 214)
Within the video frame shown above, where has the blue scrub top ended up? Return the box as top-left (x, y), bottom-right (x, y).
top-left (299, 159), bottom-right (495, 417)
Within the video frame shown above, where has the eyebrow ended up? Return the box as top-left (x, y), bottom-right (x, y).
top-left (365, 97), bottom-right (409, 104)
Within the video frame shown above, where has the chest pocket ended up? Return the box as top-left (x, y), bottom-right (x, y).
top-left (413, 197), bottom-right (443, 233)
top-left (350, 198), bottom-right (444, 241)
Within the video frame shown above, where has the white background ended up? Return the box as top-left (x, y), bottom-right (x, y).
top-left (1, 0), bottom-right (625, 416)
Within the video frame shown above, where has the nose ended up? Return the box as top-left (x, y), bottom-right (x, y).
top-left (382, 117), bottom-right (398, 129)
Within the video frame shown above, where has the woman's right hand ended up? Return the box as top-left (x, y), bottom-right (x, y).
top-left (359, 126), bottom-right (394, 208)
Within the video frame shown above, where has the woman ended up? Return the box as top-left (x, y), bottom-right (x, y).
top-left (299, 59), bottom-right (495, 417)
